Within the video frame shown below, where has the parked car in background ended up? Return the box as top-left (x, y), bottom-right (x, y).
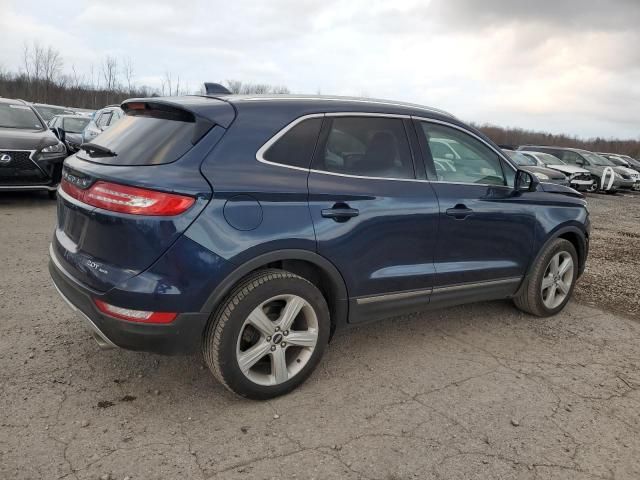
top-left (49, 114), bottom-right (91, 153)
top-left (598, 153), bottom-right (640, 171)
top-left (597, 155), bottom-right (640, 190)
top-left (82, 105), bottom-right (124, 143)
top-left (50, 94), bottom-right (590, 399)
top-left (32, 103), bottom-right (76, 122)
top-left (519, 146), bottom-right (632, 193)
top-left (502, 149), bottom-right (569, 186)
top-left (519, 151), bottom-right (594, 191)
top-left (0, 97), bottom-right (66, 197)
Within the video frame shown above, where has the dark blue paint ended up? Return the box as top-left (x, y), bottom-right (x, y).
top-left (50, 95), bottom-right (589, 354)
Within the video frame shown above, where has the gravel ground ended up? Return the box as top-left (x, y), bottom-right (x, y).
top-left (574, 190), bottom-right (640, 320)
top-left (1, 191), bottom-right (640, 480)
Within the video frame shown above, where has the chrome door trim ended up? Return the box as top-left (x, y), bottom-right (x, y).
top-left (355, 276), bottom-right (522, 305)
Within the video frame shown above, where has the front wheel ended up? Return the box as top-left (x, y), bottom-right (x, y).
top-left (202, 269), bottom-right (330, 399)
top-left (513, 238), bottom-right (578, 317)
top-left (586, 178), bottom-right (599, 193)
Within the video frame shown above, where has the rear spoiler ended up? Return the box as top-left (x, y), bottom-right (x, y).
top-left (121, 96), bottom-right (236, 143)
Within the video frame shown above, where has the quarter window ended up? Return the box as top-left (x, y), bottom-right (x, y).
top-left (262, 117), bottom-right (322, 169)
top-left (420, 122), bottom-right (505, 186)
top-left (96, 112), bottom-right (112, 128)
top-left (315, 117), bottom-right (415, 179)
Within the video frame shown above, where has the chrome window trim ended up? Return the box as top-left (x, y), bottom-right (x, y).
top-left (255, 112), bottom-right (517, 187)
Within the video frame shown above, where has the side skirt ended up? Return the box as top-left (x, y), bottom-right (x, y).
top-left (348, 277), bottom-right (522, 324)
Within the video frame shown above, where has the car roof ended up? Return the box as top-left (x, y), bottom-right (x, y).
top-left (212, 94), bottom-right (456, 119)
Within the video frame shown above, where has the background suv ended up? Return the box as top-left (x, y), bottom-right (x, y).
top-left (50, 95), bottom-right (590, 399)
top-left (0, 97), bottom-right (67, 196)
top-left (501, 149), bottom-right (569, 186)
top-left (82, 105), bottom-right (124, 143)
top-left (519, 151), bottom-right (594, 191)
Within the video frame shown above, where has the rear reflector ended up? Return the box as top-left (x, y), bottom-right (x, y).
top-left (61, 179), bottom-right (195, 216)
top-left (94, 299), bottom-right (177, 324)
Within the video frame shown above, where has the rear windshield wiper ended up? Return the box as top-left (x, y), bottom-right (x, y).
top-left (80, 142), bottom-right (117, 157)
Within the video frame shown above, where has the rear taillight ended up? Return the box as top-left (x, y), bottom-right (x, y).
top-left (61, 179), bottom-right (195, 216)
top-left (94, 299), bottom-right (177, 324)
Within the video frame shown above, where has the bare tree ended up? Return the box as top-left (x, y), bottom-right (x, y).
top-left (122, 56), bottom-right (134, 93)
top-left (102, 55), bottom-right (119, 92)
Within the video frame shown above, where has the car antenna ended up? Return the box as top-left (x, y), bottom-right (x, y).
top-left (204, 83), bottom-right (232, 95)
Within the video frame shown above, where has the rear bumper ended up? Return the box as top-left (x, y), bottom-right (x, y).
top-left (49, 245), bottom-right (210, 355)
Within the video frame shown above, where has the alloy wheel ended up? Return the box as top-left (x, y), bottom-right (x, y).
top-left (541, 251), bottom-right (574, 309)
top-left (235, 294), bottom-right (319, 386)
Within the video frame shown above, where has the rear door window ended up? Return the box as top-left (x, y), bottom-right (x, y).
top-left (313, 116), bottom-right (415, 179)
top-left (262, 117), bottom-right (322, 169)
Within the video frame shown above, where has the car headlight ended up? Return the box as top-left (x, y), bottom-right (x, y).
top-left (41, 142), bottom-right (66, 154)
top-left (533, 172), bottom-right (549, 180)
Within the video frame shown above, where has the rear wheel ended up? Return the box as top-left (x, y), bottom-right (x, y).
top-left (514, 238), bottom-right (578, 317)
top-left (202, 269), bottom-right (330, 399)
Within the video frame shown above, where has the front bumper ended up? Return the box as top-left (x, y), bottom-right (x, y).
top-left (49, 245), bottom-right (210, 355)
top-left (569, 179), bottom-right (593, 191)
top-left (617, 178), bottom-right (636, 190)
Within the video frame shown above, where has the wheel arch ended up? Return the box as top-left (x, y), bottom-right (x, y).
top-left (201, 249), bottom-right (349, 337)
top-left (516, 224), bottom-right (588, 297)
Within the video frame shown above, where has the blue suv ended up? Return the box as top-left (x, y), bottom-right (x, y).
top-left (50, 95), bottom-right (590, 399)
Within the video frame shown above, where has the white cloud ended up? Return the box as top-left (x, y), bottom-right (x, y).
top-left (0, 0), bottom-right (638, 139)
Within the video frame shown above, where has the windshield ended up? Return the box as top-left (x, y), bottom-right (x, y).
top-left (0, 103), bottom-right (44, 130)
top-left (505, 150), bottom-right (536, 166)
top-left (583, 152), bottom-right (614, 166)
top-left (536, 152), bottom-right (566, 166)
top-left (63, 117), bottom-right (90, 133)
top-left (35, 105), bottom-right (74, 121)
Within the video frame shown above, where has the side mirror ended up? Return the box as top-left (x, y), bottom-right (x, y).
top-left (50, 127), bottom-right (66, 143)
top-left (515, 169), bottom-right (539, 192)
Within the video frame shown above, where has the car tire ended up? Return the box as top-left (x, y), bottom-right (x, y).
top-left (202, 269), bottom-right (330, 399)
top-left (586, 178), bottom-right (599, 193)
top-left (48, 190), bottom-right (57, 200)
top-left (513, 238), bottom-right (578, 317)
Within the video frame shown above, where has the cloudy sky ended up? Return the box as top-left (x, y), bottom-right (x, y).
top-left (1, 0), bottom-right (639, 139)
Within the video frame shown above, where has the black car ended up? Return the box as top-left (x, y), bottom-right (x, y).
top-left (0, 98), bottom-right (67, 197)
top-left (49, 114), bottom-right (91, 153)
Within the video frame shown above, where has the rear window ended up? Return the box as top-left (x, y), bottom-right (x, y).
top-left (262, 118), bottom-right (322, 169)
top-left (77, 114), bottom-right (196, 165)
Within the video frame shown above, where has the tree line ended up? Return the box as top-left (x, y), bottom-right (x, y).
top-left (0, 42), bottom-right (289, 110)
top-left (475, 123), bottom-right (640, 159)
top-left (1, 42), bottom-right (637, 158)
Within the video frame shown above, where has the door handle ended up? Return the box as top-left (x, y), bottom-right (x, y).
top-left (321, 204), bottom-right (359, 222)
top-left (445, 204), bottom-right (473, 219)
